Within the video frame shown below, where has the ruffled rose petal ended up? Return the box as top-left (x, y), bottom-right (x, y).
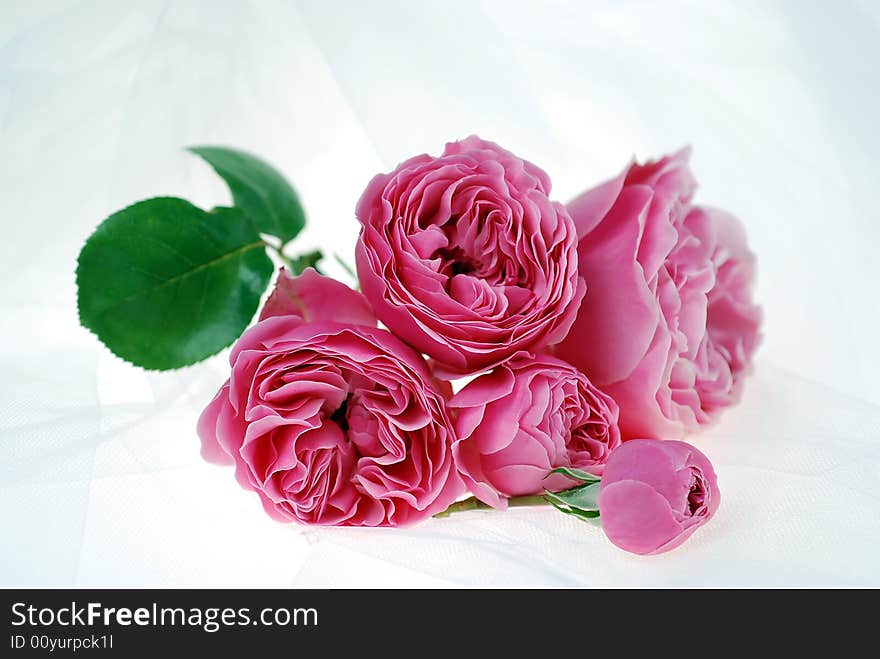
top-left (557, 149), bottom-right (761, 438)
top-left (355, 135), bottom-right (585, 375)
top-left (197, 270), bottom-right (463, 527)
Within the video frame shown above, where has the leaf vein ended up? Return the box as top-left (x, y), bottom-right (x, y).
top-left (95, 240), bottom-right (265, 319)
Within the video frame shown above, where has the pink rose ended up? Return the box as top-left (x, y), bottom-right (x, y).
top-left (597, 439), bottom-right (720, 555)
top-left (555, 149), bottom-right (762, 438)
top-left (197, 269), bottom-right (463, 527)
top-left (355, 135), bottom-right (586, 375)
top-left (450, 352), bottom-right (621, 509)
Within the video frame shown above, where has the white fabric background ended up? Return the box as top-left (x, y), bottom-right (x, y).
top-left (1, 0), bottom-right (878, 587)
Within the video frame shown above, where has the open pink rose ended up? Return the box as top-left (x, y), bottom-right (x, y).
top-left (450, 352), bottom-right (621, 509)
top-left (555, 149), bottom-right (762, 438)
top-left (356, 135), bottom-right (585, 375)
top-left (197, 268), bottom-right (463, 527)
top-left (597, 439), bottom-right (720, 555)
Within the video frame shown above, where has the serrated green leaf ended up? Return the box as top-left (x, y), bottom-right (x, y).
top-left (188, 145), bottom-right (306, 244)
top-left (77, 197), bottom-right (274, 370)
top-left (548, 466), bottom-right (601, 484)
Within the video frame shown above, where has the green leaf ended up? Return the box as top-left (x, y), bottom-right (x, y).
top-left (287, 249), bottom-right (323, 275)
top-left (77, 197), bottom-right (274, 370)
top-left (188, 145), bottom-right (306, 244)
top-left (548, 466), bottom-right (601, 484)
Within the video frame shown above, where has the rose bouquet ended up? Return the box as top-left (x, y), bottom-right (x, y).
top-left (76, 137), bottom-right (759, 555)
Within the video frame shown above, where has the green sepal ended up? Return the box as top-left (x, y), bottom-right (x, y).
top-left (546, 482), bottom-right (601, 512)
top-left (287, 249), bottom-right (324, 275)
top-left (548, 466), bottom-right (601, 484)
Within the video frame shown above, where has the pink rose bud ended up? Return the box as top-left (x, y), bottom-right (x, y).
top-left (198, 269), bottom-right (463, 526)
top-left (597, 439), bottom-right (720, 555)
top-left (355, 136), bottom-right (585, 376)
top-left (450, 352), bottom-right (621, 509)
top-left (556, 149), bottom-right (762, 439)
top-left (258, 266), bottom-right (377, 326)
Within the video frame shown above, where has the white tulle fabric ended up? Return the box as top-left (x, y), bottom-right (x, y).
top-left (1, 0), bottom-right (878, 586)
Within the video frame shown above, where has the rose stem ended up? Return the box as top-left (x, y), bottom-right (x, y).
top-left (262, 238), bottom-right (295, 271)
top-left (433, 494), bottom-right (549, 519)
